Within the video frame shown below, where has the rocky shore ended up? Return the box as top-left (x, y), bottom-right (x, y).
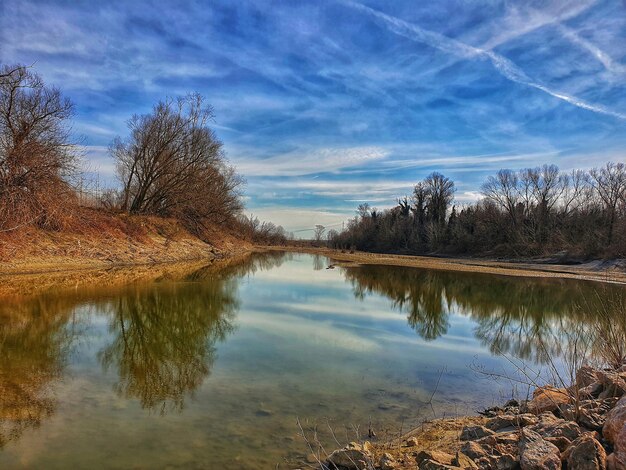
top-left (319, 364), bottom-right (626, 470)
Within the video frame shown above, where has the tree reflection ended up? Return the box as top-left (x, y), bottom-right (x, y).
top-left (0, 298), bottom-right (76, 447)
top-left (99, 271), bottom-right (239, 413)
top-left (341, 265), bottom-right (625, 364)
top-left (98, 252), bottom-right (289, 414)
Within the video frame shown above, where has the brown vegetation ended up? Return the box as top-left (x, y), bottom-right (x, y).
top-left (0, 63), bottom-right (287, 271)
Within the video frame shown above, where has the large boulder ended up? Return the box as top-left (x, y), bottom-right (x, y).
top-left (603, 396), bottom-right (626, 445)
top-left (519, 428), bottom-right (561, 470)
top-left (326, 441), bottom-right (373, 469)
top-left (527, 386), bottom-right (571, 414)
top-left (526, 416), bottom-right (584, 451)
top-left (563, 435), bottom-right (607, 470)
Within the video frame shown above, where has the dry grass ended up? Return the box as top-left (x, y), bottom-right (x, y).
top-left (0, 208), bottom-right (251, 275)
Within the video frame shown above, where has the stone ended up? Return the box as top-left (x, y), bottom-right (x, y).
top-left (486, 413), bottom-right (538, 431)
top-left (607, 453), bottom-right (626, 470)
top-left (528, 417), bottom-right (583, 441)
top-left (577, 366), bottom-right (600, 388)
top-left (597, 371), bottom-right (626, 399)
top-left (460, 425), bottom-right (495, 441)
top-left (564, 435), bottom-right (607, 470)
top-left (326, 441), bottom-right (373, 470)
top-left (460, 434), bottom-right (519, 470)
top-left (379, 452), bottom-right (398, 470)
top-left (562, 397), bottom-right (619, 431)
top-left (609, 424), bottom-right (626, 470)
top-left (460, 441), bottom-right (487, 461)
top-left (580, 382), bottom-right (604, 399)
top-left (454, 451), bottom-right (478, 469)
top-left (519, 428), bottom-right (561, 470)
top-left (419, 459), bottom-right (461, 470)
top-left (527, 386), bottom-right (571, 415)
top-left (406, 436), bottom-right (420, 447)
top-left (545, 435), bottom-right (572, 452)
top-left (603, 396), bottom-right (626, 445)
top-left (416, 450), bottom-right (455, 466)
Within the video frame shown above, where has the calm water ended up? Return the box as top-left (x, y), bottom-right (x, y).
top-left (1, 252), bottom-right (624, 469)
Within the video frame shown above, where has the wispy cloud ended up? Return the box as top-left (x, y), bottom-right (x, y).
top-left (343, 0), bottom-right (626, 120)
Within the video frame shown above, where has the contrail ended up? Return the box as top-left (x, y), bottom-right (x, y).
top-left (343, 1), bottom-right (626, 121)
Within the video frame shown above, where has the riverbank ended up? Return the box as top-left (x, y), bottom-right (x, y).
top-left (319, 365), bottom-right (626, 470)
top-left (267, 247), bottom-right (626, 285)
top-left (0, 208), bottom-right (251, 276)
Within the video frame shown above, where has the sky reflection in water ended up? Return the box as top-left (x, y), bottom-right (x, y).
top-left (0, 252), bottom-right (623, 469)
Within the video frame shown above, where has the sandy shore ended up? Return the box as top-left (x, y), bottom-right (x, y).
top-left (264, 246), bottom-right (626, 285)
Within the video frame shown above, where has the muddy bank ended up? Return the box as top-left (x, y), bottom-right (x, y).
top-left (317, 365), bottom-right (626, 470)
top-left (267, 247), bottom-right (626, 285)
top-left (0, 211), bottom-right (251, 275)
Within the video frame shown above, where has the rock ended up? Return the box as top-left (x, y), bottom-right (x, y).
top-left (406, 437), bottom-right (420, 447)
top-left (486, 413), bottom-right (538, 431)
top-left (519, 428), bottom-right (561, 470)
top-left (326, 441), bottom-right (373, 469)
top-left (460, 425), bottom-right (495, 441)
top-left (460, 433), bottom-right (520, 470)
top-left (544, 436), bottom-right (572, 452)
top-left (454, 451), bottom-right (478, 469)
top-left (609, 424), bottom-right (626, 470)
top-left (527, 386), bottom-right (571, 415)
top-left (379, 452), bottom-right (398, 470)
top-left (528, 417), bottom-right (583, 442)
top-left (607, 452), bottom-right (626, 470)
top-left (580, 382), bottom-right (604, 399)
top-left (560, 397), bottom-right (619, 431)
top-left (419, 459), bottom-right (461, 470)
top-left (416, 450), bottom-right (455, 466)
top-left (460, 441), bottom-right (487, 461)
top-left (597, 371), bottom-right (626, 399)
top-left (603, 396), bottom-right (626, 445)
top-left (563, 435), bottom-right (606, 470)
top-left (577, 366), bottom-right (600, 388)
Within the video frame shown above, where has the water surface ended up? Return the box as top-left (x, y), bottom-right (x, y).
top-left (1, 252), bottom-right (623, 468)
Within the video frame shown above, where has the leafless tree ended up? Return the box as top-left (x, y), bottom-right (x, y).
top-left (111, 94), bottom-right (243, 233)
top-left (0, 64), bottom-right (78, 231)
top-left (313, 224), bottom-right (325, 245)
top-left (589, 162), bottom-right (626, 245)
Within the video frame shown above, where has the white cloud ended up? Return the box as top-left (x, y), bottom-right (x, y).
top-left (233, 145), bottom-right (390, 177)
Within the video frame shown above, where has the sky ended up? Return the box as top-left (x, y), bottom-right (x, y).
top-left (2, 0), bottom-right (626, 235)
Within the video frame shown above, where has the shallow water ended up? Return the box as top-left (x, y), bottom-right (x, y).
top-left (0, 252), bottom-right (624, 469)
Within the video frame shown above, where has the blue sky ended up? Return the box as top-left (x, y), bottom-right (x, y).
top-left (2, 0), bottom-right (626, 234)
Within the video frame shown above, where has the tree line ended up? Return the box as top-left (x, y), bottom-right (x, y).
top-left (0, 63), bottom-right (286, 244)
top-left (330, 163), bottom-right (626, 258)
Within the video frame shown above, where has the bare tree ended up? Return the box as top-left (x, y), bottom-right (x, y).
top-left (313, 224), bottom-right (326, 245)
top-left (111, 94), bottom-right (243, 233)
top-left (0, 64), bottom-right (78, 230)
top-left (589, 162), bottom-right (626, 245)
